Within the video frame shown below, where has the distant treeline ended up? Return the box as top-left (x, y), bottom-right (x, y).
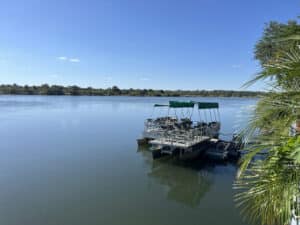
top-left (0, 84), bottom-right (264, 97)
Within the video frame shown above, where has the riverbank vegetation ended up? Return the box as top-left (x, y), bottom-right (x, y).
top-left (235, 19), bottom-right (300, 225)
top-left (0, 84), bottom-right (264, 97)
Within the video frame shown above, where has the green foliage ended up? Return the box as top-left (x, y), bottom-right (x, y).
top-left (0, 84), bottom-right (264, 97)
top-left (235, 136), bottom-right (300, 225)
top-left (246, 47), bottom-right (300, 90)
top-left (236, 94), bottom-right (300, 224)
top-left (255, 20), bottom-right (300, 65)
top-left (236, 19), bottom-right (300, 225)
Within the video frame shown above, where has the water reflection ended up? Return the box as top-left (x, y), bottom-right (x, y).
top-left (138, 146), bottom-right (219, 208)
top-left (150, 160), bottom-right (213, 207)
top-left (0, 96), bottom-right (255, 225)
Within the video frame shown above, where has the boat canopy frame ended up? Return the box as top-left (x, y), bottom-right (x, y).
top-left (169, 101), bottom-right (195, 108)
top-left (154, 104), bottom-right (169, 107)
top-left (150, 103), bottom-right (170, 119)
top-left (197, 102), bottom-right (220, 123)
top-left (198, 102), bottom-right (219, 109)
top-left (168, 101), bottom-right (195, 119)
top-left (151, 101), bottom-right (221, 122)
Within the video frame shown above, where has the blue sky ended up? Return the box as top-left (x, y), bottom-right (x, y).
top-left (0, 0), bottom-right (299, 90)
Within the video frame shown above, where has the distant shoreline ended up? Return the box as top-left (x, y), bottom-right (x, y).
top-left (0, 84), bottom-right (265, 98)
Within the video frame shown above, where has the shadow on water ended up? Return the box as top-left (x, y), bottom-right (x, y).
top-left (137, 146), bottom-right (238, 208)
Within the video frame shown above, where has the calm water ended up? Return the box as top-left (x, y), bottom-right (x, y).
top-left (0, 96), bottom-right (257, 225)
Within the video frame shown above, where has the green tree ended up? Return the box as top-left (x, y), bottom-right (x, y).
top-left (40, 84), bottom-right (50, 95)
top-left (69, 85), bottom-right (80, 95)
top-left (236, 39), bottom-right (300, 224)
top-left (0, 84), bottom-right (263, 97)
top-left (48, 85), bottom-right (64, 95)
top-left (111, 86), bottom-right (121, 95)
top-left (255, 20), bottom-right (300, 66)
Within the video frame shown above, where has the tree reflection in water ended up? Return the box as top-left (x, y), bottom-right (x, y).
top-left (137, 146), bottom-right (223, 208)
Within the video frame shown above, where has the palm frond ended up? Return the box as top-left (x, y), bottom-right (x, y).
top-left (277, 34), bottom-right (300, 41)
top-left (236, 46), bottom-right (300, 225)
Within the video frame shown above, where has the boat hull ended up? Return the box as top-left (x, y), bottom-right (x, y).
top-left (137, 138), bottom-right (153, 146)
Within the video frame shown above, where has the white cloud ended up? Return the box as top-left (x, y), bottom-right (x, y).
top-left (232, 64), bottom-right (242, 69)
top-left (57, 56), bottom-right (68, 61)
top-left (69, 58), bottom-right (80, 63)
top-left (140, 77), bottom-right (150, 81)
top-left (57, 56), bottom-right (80, 63)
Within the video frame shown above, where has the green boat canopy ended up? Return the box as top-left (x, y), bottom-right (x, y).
top-left (154, 104), bottom-right (169, 107)
top-left (154, 101), bottom-right (219, 109)
top-left (169, 101), bottom-right (195, 108)
top-left (198, 102), bottom-right (219, 109)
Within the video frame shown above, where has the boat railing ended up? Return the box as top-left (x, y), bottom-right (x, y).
top-left (143, 116), bottom-right (220, 143)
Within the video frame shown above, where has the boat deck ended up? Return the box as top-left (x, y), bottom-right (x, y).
top-left (149, 136), bottom-right (210, 149)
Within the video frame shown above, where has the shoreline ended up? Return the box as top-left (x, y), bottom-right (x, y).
top-left (0, 94), bottom-right (262, 98)
top-left (0, 84), bottom-right (265, 98)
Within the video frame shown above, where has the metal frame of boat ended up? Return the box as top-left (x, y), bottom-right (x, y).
top-left (137, 100), bottom-right (232, 160)
top-left (141, 101), bottom-right (221, 141)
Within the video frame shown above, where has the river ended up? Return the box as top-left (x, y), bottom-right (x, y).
top-left (0, 96), bottom-right (257, 225)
